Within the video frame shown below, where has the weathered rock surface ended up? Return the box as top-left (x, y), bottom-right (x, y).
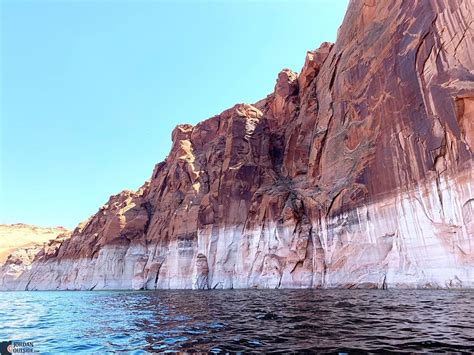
top-left (0, 224), bottom-right (69, 264)
top-left (0, 226), bottom-right (70, 290)
top-left (2, 0), bottom-right (473, 290)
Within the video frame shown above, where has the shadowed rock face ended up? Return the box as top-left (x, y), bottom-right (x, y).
top-left (2, 0), bottom-right (473, 290)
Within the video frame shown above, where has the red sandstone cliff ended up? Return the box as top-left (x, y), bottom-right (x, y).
top-left (0, 225), bottom-right (70, 289)
top-left (0, 224), bottom-right (69, 264)
top-left (2, 0), bottom-right (473, 290)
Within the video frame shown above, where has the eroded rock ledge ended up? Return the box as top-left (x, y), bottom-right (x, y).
top-left (1, 0), bottom-right (473, 290)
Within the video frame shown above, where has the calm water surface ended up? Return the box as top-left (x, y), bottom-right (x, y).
top-left (0, 289), bottom-right (473, 353)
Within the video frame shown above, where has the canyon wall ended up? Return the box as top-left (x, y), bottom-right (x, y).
top-left (0, 225), bottom-right (70, 290)
top-left (0, 224), bottom-right (68, 263)
top-left (2, 0), bottom-right (473, 290)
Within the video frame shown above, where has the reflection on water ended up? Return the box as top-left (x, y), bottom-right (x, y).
top-left (0, 289), bottom-right (473, 353)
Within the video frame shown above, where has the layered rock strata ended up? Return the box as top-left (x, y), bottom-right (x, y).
top-left (0, 224), bottom-right (69, 264)
top-left (0, 227), bottom-right (70, 290)
top-left (2, 0), bottom-right (473, 290)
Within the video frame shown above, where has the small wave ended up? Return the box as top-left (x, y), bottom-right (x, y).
top-left (0, 289), bottom-right (473, 353)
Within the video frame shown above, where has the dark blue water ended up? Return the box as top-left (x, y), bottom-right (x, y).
top-left (0, 289), bottom-right (473, 353)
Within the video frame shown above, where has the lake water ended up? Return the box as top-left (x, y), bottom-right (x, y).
top-left (0, 289), bottom-right (473, 353)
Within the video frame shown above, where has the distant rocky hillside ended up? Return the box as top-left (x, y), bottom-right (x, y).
top-left (1, 0), bottom-right (472, 290)
top-left (0, 224), bottom-right (69, 264)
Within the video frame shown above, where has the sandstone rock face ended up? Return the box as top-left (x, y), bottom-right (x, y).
top-left (2, 0), bottom-right (473, 290)
top-left (0, 224), bottom-right (69, 264)
top-left (0, 228), bottom-right (71, 290)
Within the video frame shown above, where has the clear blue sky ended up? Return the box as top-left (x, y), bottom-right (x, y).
top-left (1, 0), bottom-right (349, 229)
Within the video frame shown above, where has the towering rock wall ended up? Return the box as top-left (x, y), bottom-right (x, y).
top-left (2, 0), bottom-right (473, 290)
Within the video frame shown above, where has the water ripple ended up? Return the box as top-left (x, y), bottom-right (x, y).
top-left (0, 289), bottom-right (473, 353)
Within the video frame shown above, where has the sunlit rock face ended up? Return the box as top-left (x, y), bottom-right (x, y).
top-left (0, 224), bottom-right (69, 264)
top-left (2, 0), bottom-right (473, 290)
top-left (0, 231), bottom-right (71, 290)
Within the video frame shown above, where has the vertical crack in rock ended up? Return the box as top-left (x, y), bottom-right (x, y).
top-left (193, 253), bottom-right (209, 290)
